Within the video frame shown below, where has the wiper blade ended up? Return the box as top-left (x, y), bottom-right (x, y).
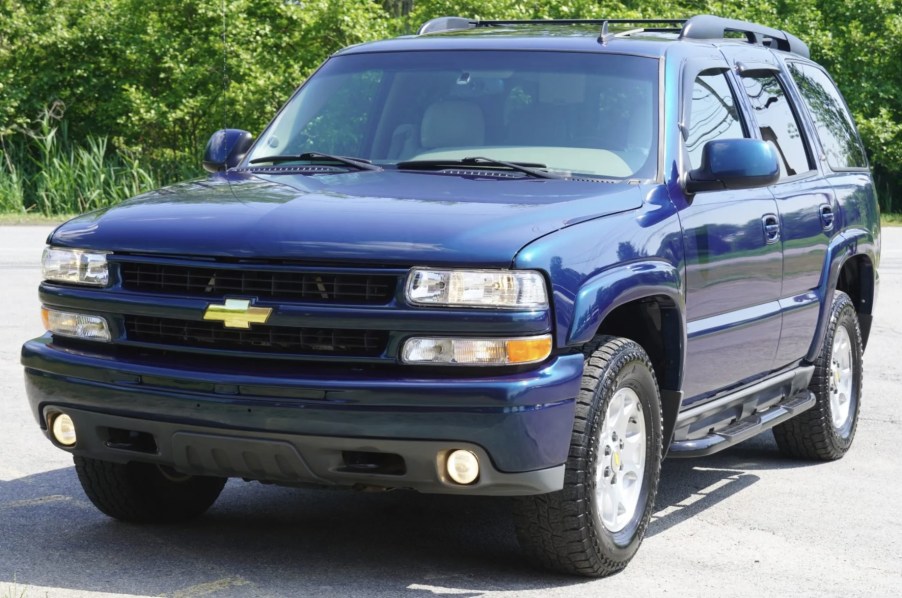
top-left (249, 152), bottom-right (382, 171)
top-left (396, 156), bottom-right (563, 179)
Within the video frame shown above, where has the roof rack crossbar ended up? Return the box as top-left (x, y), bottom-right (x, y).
top-left (417, 16), bottom-right (687, 38)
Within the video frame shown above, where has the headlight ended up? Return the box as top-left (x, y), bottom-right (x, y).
top-left (402, 335), bottom-right (552, 366)
top-left (42, 247), bottom-right (109, 286)
top-left (406, 269), bottom-right (547, 308)
top-left (41, 307), bottom-right (111, 342)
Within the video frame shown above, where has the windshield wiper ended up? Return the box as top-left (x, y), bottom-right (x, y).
top-left (396, 156), bottom-right (563, 179)
top-left (249, 152), bottom-right (382, 172)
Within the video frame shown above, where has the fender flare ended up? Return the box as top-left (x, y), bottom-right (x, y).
top-left (807, 228), bottom-right (877, 362)
top-left (567, 260), bottom-right (685, 347)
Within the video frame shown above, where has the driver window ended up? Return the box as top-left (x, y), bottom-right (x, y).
top-left (686, 70), bottom-right (746, 169)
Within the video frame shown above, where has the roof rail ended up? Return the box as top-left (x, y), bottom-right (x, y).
top-left (417, 16), bottom-right (476, 36)
top-left (416, 14), bottom-right (810, 59)
top-left (680, 15), bottom-right (810, 58)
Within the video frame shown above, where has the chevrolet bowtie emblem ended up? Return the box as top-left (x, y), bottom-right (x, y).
top-left (203, 299), bottom-right (272, 329)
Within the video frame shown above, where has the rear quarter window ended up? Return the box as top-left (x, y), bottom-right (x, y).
top-left (788, 62), bottom-right (868, 170)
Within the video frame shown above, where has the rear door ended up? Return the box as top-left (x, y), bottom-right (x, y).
top-left (720, 46), bottom-right (836, 368)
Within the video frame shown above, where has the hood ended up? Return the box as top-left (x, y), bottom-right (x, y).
top-left (49, 171), bottom-right (643, 266)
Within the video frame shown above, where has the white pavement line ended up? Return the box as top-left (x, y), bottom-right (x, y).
top-left (168, 576), bottom-right (251, 598)
top-left (407, 585), bottom-right (494, 596)
top-left (0, 583), bottom-right (152, 598)
top-left (0, 495), bottom-right (70, 510)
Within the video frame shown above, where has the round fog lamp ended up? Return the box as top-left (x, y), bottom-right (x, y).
top-left (51, 413), bottom-right (77, 446)
top-left (446, 449), bottom-right (480, 485)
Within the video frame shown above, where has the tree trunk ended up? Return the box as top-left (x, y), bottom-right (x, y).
top-left (380, 0), bottom-right (414, 17)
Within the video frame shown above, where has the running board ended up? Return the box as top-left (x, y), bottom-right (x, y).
top-left (668, 390), bottom-right (816, 458)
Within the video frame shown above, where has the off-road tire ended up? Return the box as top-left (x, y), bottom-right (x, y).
top-left (773, 290), bottom-right (863, 460)
top-left (512, 336), bottom-right (663, 577)
top-left (74, 456), bottom-right (226, 523)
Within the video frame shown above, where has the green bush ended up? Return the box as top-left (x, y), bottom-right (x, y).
top-left (0, 0), bottom-right (899, 214)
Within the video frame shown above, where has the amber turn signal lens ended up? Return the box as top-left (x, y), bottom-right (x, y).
top-left (402, 334), bottom-right (553, 366)
top-left (505, 336), bottom-right (553, 364)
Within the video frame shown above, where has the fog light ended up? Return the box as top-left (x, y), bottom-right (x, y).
top-left (51, 413), bottom-right (77, 446)
top-left (446, 449), bottom-right (480, 485)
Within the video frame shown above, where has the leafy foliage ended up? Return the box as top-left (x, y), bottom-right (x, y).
top-left (0, 0), bottom-right (899, 213)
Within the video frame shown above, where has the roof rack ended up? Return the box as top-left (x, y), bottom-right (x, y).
top-left (680, 15), bottom-right (809, 58)
top-left (416, 14), bottom-right (810, 59)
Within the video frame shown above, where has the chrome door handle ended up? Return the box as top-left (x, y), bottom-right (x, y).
top-left (762, 214), bottom-right (780, 244)
top-left (819, 204), bottom-right (835, 231)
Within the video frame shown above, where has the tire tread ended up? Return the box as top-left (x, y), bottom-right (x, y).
top-left (513, 336), bottom-right (663, 577)
top-left (773, 291), bottom-right (863, 460)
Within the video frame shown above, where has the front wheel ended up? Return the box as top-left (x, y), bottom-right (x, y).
top-left (513, 337), bottom-right (663, 577)
top-left (74, 457), bottom-right (226, 523)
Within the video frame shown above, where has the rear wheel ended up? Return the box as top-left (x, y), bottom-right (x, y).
top-left (513, 337), bottom-right (663, 577)
top-left (773, 291), bottom-right (863, 460)
top-left (74, 456), bottom-right (226, 523)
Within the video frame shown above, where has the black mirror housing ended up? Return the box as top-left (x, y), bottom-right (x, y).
top-left (202, 129), bottom-right (254, 173)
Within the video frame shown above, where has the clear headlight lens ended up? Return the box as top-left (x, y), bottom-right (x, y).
top-left (42, 247), bottom-right (109, 286)
top-left (41, 307), bottom-right (111, 342)
top-left (402, 334), bottom-right (552, 366)
top-left (406, 269), bottom-right (547, 308)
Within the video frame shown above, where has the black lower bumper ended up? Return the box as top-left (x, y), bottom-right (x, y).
top-left (40, 405), bottom-right (564, 495)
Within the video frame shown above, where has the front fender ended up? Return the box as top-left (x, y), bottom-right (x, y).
top-left (567, 260), bottom-right (684, 346)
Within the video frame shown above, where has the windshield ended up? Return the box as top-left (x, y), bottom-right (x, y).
top-left (246, 50), bottom-right (659, 180)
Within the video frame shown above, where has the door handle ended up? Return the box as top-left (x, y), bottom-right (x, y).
top-left (762, 214), bottom-right (780, 244)
top-left (819, 204), bottom-right (835, 231)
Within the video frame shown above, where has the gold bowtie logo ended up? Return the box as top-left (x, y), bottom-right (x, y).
top-left (203, 299), bottom-right (272, 329)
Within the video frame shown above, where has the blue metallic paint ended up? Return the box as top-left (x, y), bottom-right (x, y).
top-left (22, 31), bottom-right (881, 483)
top-left (202, 129), bottom-right (254, 173)
top-left (50, 171), bottom-right (643, 268)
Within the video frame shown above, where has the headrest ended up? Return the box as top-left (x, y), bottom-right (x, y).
top-left (420, 100), bottom-right (485, 148)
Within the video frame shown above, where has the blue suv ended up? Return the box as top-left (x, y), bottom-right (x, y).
top-left (22, 15), bottom-right (880, 576)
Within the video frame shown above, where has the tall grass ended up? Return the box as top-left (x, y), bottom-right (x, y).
top-left (0, 158), bottom-right (26, 213)
top-left (0, 106), bottom-right (188, 216)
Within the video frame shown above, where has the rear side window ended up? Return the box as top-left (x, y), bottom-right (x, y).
top-left (788, 62), bottom-right (868, 170)
top-left (741, 74), bottom-right (813, 179)
top-left (686, 70), bottom-right (746, 169)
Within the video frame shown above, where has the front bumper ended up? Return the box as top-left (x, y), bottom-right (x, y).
top-left (22, 336), bottom-right (583, 495)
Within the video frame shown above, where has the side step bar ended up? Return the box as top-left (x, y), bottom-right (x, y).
top-left (668, 390), bottom-right (816, 458)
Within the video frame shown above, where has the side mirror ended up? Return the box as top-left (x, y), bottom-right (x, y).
top-left (683, 139), bottom-right (780, 195)
top-left (202, 129), bottom-right (254, 173)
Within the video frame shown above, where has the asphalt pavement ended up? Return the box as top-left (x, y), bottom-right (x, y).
top-left (1, 225), bottom-right (900, 598)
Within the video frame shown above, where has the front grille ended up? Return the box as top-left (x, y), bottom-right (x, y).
top-left (119, 262), bottom-right (398, 304)
top-left (124, 316), bottom-right (388, 357)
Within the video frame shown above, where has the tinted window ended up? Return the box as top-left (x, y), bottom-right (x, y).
top-left (788, 62), bottom-right (867, 169)
top-left (686, 70), bottom-right (746, 169)
top-left (248, 51), bottom-right (659, 180)
top-left (293, 70), bottom-right (384, 157)
top-left (741, 74), bottom-right (813, 178)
